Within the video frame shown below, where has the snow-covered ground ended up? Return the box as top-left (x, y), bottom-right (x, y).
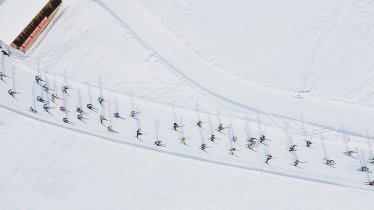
top-left (138, 0), bottom-right (374, 107)
top-left (1, 0), bottom-right (374, 209)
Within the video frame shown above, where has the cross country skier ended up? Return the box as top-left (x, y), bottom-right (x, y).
top-left (77, 113), bottom-right (88, 123)
top-left (343, 150), bottom-right (356, 157)
top-left (87, 103), bottom-right (97, 111)
top-left (42, 84), bottom-right (53, 94)
top-left (173, 122), bottom-right (182, 131)
top-left (136, 129), bottom-right (142, 139)
top-left (107, 126), bottom-right (114, 132)
top-left (63, 117), bottom-right (73, 124)
top-left (60, 106), bottom-right (68, 114)
top-left (209, 134), bottom-right (216, 142)
top-left (289, 145), bottom-right (297, 152)
top-left (130, 110), bottom-right (140, 120)
top-left (306, 140), bottom-right (312, 148)
top-left (0, 72), bottom-right (10, 82)
top-left (229, 148), bottom-right (237, 155)
top-left (8, 89), bottom-right (16, 98)
top-left (197, 120), bottom-right (203, 128)
top-left (76, 107), bottom-right (86, 115)
top-left (292, 159), bottom-right (301, 167)
top-left (259, 135), bottom-right (269, 145)
top-left (358, 166), bottom-right (370, 172)
top-left (43, 103), bottom-right (52, 113)
top-left (51, 93), bottom-right (61, 104)
top-left (367, 180), bottom-right (374, 186)
top-left (37, 96), bottom-right (47, 103)
top-left (217, 123), bottom-right (226, 133)
top-left (98, 96), bottom-right (104, 105)
top-left (265, 154), bottom-right (273, 164)
top-left (35, 76), bottom-right (45, 85)
top-left (248, 137), bottom-right (257, 145)
top-left (114, 112), bottom-right (125, 120)
top-left (180, 136), bottom-right (188, 145)
top-left (1, 50), bottom-right (10, 57)
top-left (99, 115), bottom-right (108, 124)
top-left (155, 140), bottom-right (163, 147)
top-left (200, 143), bottom-right (207, 151)
top-left (62, 85), bottom-right (70, 95)
top-left (29, 107), bottom-right (37, 113)
top-left (232, 136), bottom-right (239, 143)
top-left (325, 159), bottom-right (335, 167)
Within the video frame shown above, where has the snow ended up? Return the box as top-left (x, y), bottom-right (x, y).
top-left (138, 0), bottom-right (374, 107)
top-left (0, 0), bottom-right (374, 209)
top-left (0, 0), bottom-right (49, 45)
top-left (1, 106), bottom-right (373, 210)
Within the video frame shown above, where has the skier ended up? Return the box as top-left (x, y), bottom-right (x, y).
top-left (229, 148), bottom-right (237, 155)
top-left (217, 123), bottom-right (226, 133)
top-left (343, 150), bottom-right (356, 157)
top-left (29, 106), bottom-right (37, 113)
top-left (43, 103), bottom-right (52, 113)
top-left (200, 143), bottom-right (207, 151)
top-left (87, 103), bottom-right (96, 111)
top-left (173, 122), bottom-right (181, 131)
top-left (306, 140), bottom-right (312, 148)
top-left (99, 115), bottom-right (108, 124)
top-left (130, 110), bottom-right (140, 120)
top-left (209, 134), bottom-right (216, 142)
top-left (60, 106), bottom-right (68, 114)
top-left (196, 120), bottom-right (203, 128)
top-left (35, 76), bottom-right (44, 85)
top-left (77, 113), bottom-right (87, 123)
top-left (154, 140), bottom-right (163, 147)
top-left (107, 126), bottom-right (114, 132)
top-left (292, 159), bottom-right (302, 167)
top-left (248, 137), bottom-right (257, 145)
top-left (232, 136), bottom-right (239, 143)
top-left (325, 159), bottom-right (336, 167)
top-left (367, 180), bottom-right (374, 186)
top-left (98, 96), bottom-right (104, 105)
top-left (259, 135), bottom-right (269, 145)
top-left (63, 117), bottom-right (72, 124)
top-left (8, 89), bottom-right (16, 98)
top-left (42, 84), bottom-right (53, 93)
top-left (180, 136), bottom-right (187, 145)
top-left (62, 85), bottom-right (69, 94)
top-left (36, 96), bottom-right (47, 103)
top-left (265, 154), bottom-right (273, 164)
top-left (289, 145), bottom-right (297, 152)
top-left (76, 107), bottom-right (86, 114)
top-left (51, 93), bottom-right (60, 104)
top-left (358, 166), bottom-right (370, 172)
top-left (113, 112), bottom-right (124, 120)
top-left (136, 129), bottom-right (142, 139)
top-left (0, 72), bottom-right (10, 82)
top-left (1, 50), bottom-right (10, 57)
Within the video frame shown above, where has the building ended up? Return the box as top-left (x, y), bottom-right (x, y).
top-left (0, 0), bottom-right (62, 52)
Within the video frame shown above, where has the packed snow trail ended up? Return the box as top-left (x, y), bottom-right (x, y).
top-left (97, 0), bottom-right (374, 139)
top-left (1, 54), bottom-right (374, 191)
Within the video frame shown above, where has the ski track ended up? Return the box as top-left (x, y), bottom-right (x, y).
top-left (95, 0), bottom-right (374, 140)
top-left (0, 54), bottom-right (373, 192)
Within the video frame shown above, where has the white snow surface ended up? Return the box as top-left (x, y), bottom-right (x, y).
top-left (0, 0), bottom-right (49, 45)
top-left (138, 0), bottom-right (374, 107)
top-left (0, 0), bottom-right (374, 209)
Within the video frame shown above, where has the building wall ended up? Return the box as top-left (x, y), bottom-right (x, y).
top-left (11, 0), bottom-right (62, 52)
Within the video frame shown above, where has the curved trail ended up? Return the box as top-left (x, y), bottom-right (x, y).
top-left (0, 54), bottom-right (372, 191)
top-left (97, 0), bottom-right (374, 139)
